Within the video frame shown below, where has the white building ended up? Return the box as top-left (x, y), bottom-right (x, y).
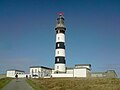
top-left (6, 69), bottom-right (26, 78)
top-left (74, 64), bottom-right (91, 77)
top-left (52, 64), bottom-right (91, 77)
top-left (29, 66), bottom-right (52, 78)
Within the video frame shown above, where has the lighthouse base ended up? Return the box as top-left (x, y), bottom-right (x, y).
top-left (55, 64), bottom-right (66, 73)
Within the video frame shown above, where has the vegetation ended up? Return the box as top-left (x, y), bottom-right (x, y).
top-left (0, 78), bottom-right (12, 89)
top-left (27, 78), bottom-right (120, 90)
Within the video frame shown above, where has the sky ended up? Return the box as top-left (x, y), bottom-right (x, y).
top-left (0, 0), bottom-right (120, 76)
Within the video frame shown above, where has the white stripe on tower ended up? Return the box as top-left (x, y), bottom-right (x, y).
top-left (55, 49), bottom-right (65, 57)
top-left (56, 33), bottom-right (65, 42)
top-left (54, 12), bottom-right (66, 73)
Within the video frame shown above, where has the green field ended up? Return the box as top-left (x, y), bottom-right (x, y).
top-left (27, 78), bottom-right (120, 90)
top-left (0, 78), bottom-right (12, 89)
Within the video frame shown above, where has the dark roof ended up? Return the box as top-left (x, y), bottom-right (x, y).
top-left (30, 66), bottom-right (52, 70)
top-left (75, 64), bottom-right (91, 67)
top-left (66, 67), bottom-right (74, 69)
top-left (7, 69), bottom-right (25, 72)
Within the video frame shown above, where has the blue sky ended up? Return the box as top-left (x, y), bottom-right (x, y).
top-left (0, 0), bottom-right (120, 76)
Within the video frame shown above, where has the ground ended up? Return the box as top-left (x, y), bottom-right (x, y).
top-left (27, 78), bottom-right (120, 90)
top-left (1, 78), bottom-right (34, 90)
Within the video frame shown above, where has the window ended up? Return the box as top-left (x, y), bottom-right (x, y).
top-left (57, 66), bottom-right (59, 69)
top-left (35, 69), bottom-right (37, 73)
top-left (57, 58), bottom-right (59, 62)
top-left (32, 69), bottom-right (34, 73)
top-left (57, 44), bottom-right (59, 47)
top-left (58, 37), bottom-right (60, 40)
top-left (57, 51), bottom-right (59, 54)
top-left (58, 30), bottom-right (60, 33)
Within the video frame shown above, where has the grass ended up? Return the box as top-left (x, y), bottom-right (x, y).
top-left (0, 77), bottom-right (12, 89)
top-left (27, 78), bottom-right (120, 90)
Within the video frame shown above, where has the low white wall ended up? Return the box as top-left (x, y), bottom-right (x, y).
top-left (66, 69), bottom-right (73, 74)
top-left (51, 73), bottom-right (73, 77)
top-left (91, 74), bottom-right (103, 77)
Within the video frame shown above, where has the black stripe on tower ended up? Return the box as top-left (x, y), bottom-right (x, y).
top-left (56, 29), bottom-right (66, 34)
top-left (55, 57), bottom-right (66, 64)
top-left (56, 42), bottom-right (65, 49)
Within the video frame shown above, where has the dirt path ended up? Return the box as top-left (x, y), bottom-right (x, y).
top-left (1, 78), bottom-right (34, 90)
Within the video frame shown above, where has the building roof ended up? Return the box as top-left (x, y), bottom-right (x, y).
top-left (66, 67), bottom-right (91, 70)
top-left (7, 69), bottom-right (25, 72)
top-left (30, 66), bottom-right (52, 70)
top-left (75, 64), bottom-right (91, 67)
top-left (106, 70), bottom-right (116, 73)
top-left (66, 67), bottom-right (74, 69)
top-left (106, 70), bottom-right (118, 76)
top-left (74, 67), bottom-right (91, 70)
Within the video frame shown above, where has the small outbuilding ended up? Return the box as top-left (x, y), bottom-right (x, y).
top-left (6, 69), bottom-right (25, 78)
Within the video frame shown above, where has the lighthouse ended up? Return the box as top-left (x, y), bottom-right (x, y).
top-left (54, 12), bottom-right (66, 73)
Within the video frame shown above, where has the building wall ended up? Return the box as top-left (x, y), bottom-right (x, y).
top-left (7, 71), bottom-right (15, 78)
top-left (66, 69), bottom-right (73, 74)
top-left (91, 73), bottom-right (104, 77)
top-left (30, 67), bottom-right (52, 78)
top-left (52, 69), bottom-right (55, 74)
top-left (86, 69), bottom-right (91, 77)
top-left (6, 70), bottom-right (25, 78)
top-left (51, 73), bottom-right (73, 77)
top-left (15, 71), bottom-right (24, 75)
top-left (74, 68), bottom-right (87, 77)
top-left (30, 68), bottom-right (41, 77)
top-left (52, 68), bottom-right (90, 78)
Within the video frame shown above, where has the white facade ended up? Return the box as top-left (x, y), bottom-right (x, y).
top-left (66, 69), bottom-right (73, 74)
top-left (30, 66), bottom-right (52, 78)
top-left (52, 64), bottom-right (91, 78)
top-left (52, 73), bottom-right (73, 77)
top-left (6, 70), bottom-right (25, 78)
top-left (74, 68), bottom-right (87, 77)
top-left (91, 73), bottom-right (103, 77)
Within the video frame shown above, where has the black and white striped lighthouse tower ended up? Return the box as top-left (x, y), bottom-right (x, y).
top-left (55, 12), bottom-right (66, 73)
